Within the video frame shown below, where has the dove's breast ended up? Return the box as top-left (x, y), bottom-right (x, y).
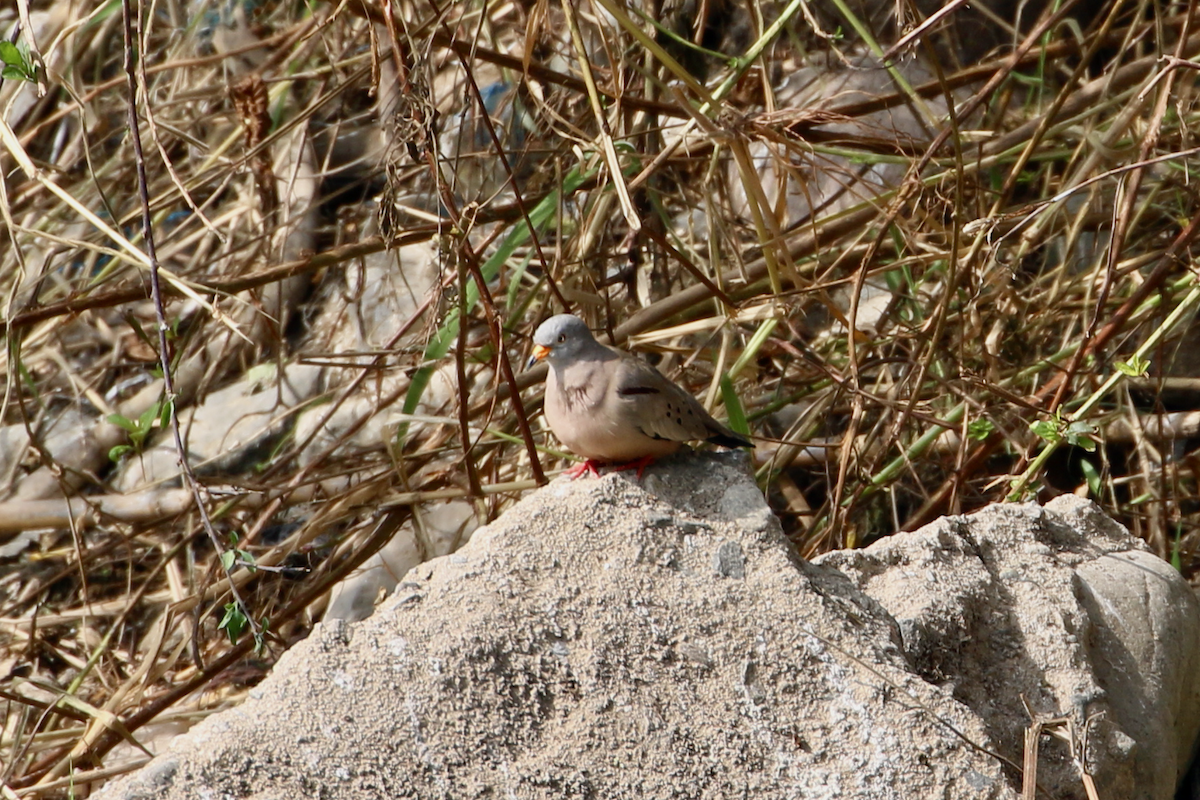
top-left (544, 359), bottom-right (680, 462)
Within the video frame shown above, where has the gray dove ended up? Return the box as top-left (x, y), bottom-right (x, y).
top-left (528, 314), bottom-right (751, 478)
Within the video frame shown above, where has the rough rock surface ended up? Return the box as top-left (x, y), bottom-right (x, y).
top-left (95, 455), bottom-right (1199, 799)
top-left (816, 495), bottom-right (1200, 800)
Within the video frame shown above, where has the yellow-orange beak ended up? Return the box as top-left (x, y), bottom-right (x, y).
top-left (527, 343), bottom-right (551, 369)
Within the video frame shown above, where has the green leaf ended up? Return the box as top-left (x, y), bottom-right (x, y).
top-left (1029, 419), bottom-right (1060, 444)
top-left (1064, 420), bottom-right (1098, 452)
top-left (237, 549), bottom-right (257, 572)
top-left (125, 313), bottom-right (155, 350)
top-left (0, 41), bottom-right (21, 66)
top-left (727, 318), bottom-right (778, 382)
top-left (220, 549), bottom-right (237, 572)
top-left (17, 360), bottom-right (37, 396)
top-left (253, 619), bottom-right (270, 657)
top-left (1114, 354), bottom-right (1150, 378)
top-left (1066, 436), bottom-right (1096, 452)
top-left (967, 418), bottom-right (994, 441)
top-left (0, 42), bottom-right (34, 83)
top-left (108, 444), bottom-right (133, 462)
top-left (138, 403), bottom-right (160, 432)
top-left (159, 397), bottom-right (174, 430)
top-left (1079, 458), bottom-right (1101, 499)
top-left (106, 413), bottom-right (139, 433)
top-left (719, 375), bottom-right (750, 437)
top-left (84, 0), bottom-right (122, 28)
top-left (218, 602), bottom-right (248, 644)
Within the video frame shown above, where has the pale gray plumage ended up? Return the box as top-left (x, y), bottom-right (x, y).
top-left (529, 314), bottom-right (751, 467)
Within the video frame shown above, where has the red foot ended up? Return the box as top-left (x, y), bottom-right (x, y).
top-left (564, 460), bottom-right (604, 479)
top-left (563, 456), bottom-right (658, 480)
top-left (610, 455), bottom-right (657, 480)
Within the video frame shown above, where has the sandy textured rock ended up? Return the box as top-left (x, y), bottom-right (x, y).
top-left (95, 452), bottom-right (1014, 799)
top-left (816, 495), bottom-right (1200, 800)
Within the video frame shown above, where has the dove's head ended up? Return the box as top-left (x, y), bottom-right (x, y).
top-left (528, 314), bottom-right (599, 368)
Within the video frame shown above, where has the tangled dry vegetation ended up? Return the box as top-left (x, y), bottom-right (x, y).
top-left (2, 0), bottom-right (1200, 793)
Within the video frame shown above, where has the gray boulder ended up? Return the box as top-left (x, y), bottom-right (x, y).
top-left (94, 454), bottom-right (1198, 799)
top-left (817, 495), bottom-right (1200, 799)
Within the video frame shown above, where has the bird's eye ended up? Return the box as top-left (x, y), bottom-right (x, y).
top-left (557, 334), bottom-right (566, 343)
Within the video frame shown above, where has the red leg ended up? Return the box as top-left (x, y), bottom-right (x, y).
top-left (564, 460), bottom-right (604, 479)
top-left (610, 455), bottom-right (657, 480)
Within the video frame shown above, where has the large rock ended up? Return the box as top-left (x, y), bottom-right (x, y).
top-left (817, 495), bottom-right (1200, 799)
top-left (94, 455), bottom-right (1199, 799)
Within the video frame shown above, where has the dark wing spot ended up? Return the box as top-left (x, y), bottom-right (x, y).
top-left (618, 386), bottom-right (660, 397)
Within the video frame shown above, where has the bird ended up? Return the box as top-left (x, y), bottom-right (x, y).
top-left (527, 314), bottom-right (752, 479)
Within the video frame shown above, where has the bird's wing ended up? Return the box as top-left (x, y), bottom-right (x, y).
top-left (608, 355), bottom-right (728, 443)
